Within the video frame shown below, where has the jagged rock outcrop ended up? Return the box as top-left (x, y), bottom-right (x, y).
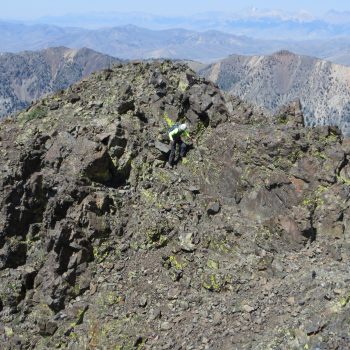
top-left (0, 47), bottom-right (121, 118)
top-left (0, 61), bottom-right (350, 349)
top-left (199, 51), bottom-right (350, 136)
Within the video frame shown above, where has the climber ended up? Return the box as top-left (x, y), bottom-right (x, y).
top-left (168, 123), bottom-right (188, 167)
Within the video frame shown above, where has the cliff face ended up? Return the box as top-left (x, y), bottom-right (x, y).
top-left (0, 61), bottom-right (350, 349)
top-left (0, 47), bottom-right (120, 118)
top-left (200, 51), bottom-right (350, 136)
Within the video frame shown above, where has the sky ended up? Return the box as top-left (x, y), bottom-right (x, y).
top-left (1, 0), bottom-right (350, 19)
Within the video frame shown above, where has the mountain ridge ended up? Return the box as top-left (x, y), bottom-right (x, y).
top-left (0, 60), bottom-right (350, 349)
top-left (199, 50), bottom-right (350, 135)
top-left (0, 46), bottom-right (121, 118)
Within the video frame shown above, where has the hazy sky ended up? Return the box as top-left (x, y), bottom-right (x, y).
top-left (1, 0), bottom-right (350, 19)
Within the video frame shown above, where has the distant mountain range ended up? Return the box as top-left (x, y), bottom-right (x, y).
top-left (199, 51), bottom-right (350, 135)
top-left (33, 10), bottom-right (350, 39)
top-left (1, 21), bottom-right (350, 65)
top-left (0, 47), bottom-right (121, 117)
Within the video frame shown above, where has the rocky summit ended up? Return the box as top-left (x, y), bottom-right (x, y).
top-left (0, 61), bottom-right (350, 349)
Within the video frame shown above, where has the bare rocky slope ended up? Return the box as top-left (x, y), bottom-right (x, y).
top-left (0, 47), bottom-right (121, 118)
top-left (0, 61), bottom-right (350, 349)
top-left (199, 51), bottom-right (350, 136)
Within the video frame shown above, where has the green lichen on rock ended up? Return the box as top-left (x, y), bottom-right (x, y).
top-left (339, 292), bottom-right (350, 307)
top-left (207, 259), bottom-right (220, 270)
top-left (146, 227), bottom-right (169, 248)
top-left (202, 273), bottom-right (231, 292)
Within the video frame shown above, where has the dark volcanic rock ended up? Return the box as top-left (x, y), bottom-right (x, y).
top-left (0, 60), bottom-right (350, 349)
top-left (207, 202), bottom-right (221, 216)
top-left (155, 141), bottom-right (170, 154)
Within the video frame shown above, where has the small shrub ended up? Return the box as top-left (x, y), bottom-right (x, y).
top-left (23, 106), bottom-right (47, 122)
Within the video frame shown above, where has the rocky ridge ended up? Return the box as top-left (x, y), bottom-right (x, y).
top-left (199, 51), bottom-right (350, 136)
top-left (0, 61), bottom-right (350, 349)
